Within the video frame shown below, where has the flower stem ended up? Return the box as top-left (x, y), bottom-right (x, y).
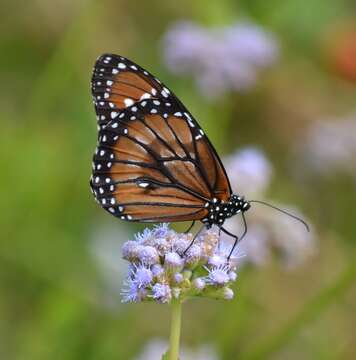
top-left (169, 300), bottom-right (182, 360)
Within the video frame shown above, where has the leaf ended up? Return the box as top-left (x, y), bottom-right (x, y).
top-left (161, 351), bottom-right (169, 360)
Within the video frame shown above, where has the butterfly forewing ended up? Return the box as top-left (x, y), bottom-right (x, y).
top-left (92, 54), bottom-right (171, 128)
top-left (90, 54), bottom-right (231, 222)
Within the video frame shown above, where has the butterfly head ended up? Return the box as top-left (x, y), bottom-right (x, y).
top-left (203, 194), bottom-right (250, 227)
top-left (230, 194), bottom-right (251, 213)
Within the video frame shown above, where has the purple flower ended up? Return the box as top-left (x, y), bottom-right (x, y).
top-left (296, 115), bottom-right (356, 178)
top-left (205, 265), bottom-right (231, 286)
top-left (152, 283), bottom-right (172, 303)
top-left (121, 279), bottom-right (147, 303)
top-left (192, 277), bottom-right (206, 291)
top-left (134, 228), bottom-right (152, 244)
top-left (151, 264), bottom-right (164, 278)
top-left (173, 273), bottom-right (184, 284)
top-left (224, 147), bottom-right (273, 195)
top-left (164, 252), bottom-right (184, 271)
top-left (172, 237), bottom-right (189, 255)
top-left (152, 223), bottom-right (171, 238)
top-left (137, 245), bottom-right (159, 265)
top-left (132, 264), bottom-right (153, 288)
top-left (208, 254), bottom-right (226, 267)
top-left (122, 240), bottom-right (141, 262)
top-left (162, 21), bottom-right (279, 98)
top-left (184, 244), bottom-right (202, 266)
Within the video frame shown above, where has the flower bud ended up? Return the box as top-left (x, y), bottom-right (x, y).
top-left (172, 287), bottom-right (181, 299)
top-left (172, 238), bottom-right (189, 255)
top-left (222, 287), bottom-right (234, 300)
top-left (173, 273), bottom-right (184, 284)
top-left (122, 241), bottom-right (141, 262)
top-left (152, 223), bottom-right (171, 238)
top-left (184, 244), bottom-right (201, 267)
top-left (192, 277), bottom-right (206, 291)
top-left (164, 252), bottom-right (184, 272)
top-left (151, 264), bottom-right (164, 277)
top-left (228, 271), bottom-right (237, 281)
top-left (152, 237), bottom-right (170, 256)
top-left (182, 269), bottom-right (192, 280)
top-left (138, 245), bottom-right (159, 265)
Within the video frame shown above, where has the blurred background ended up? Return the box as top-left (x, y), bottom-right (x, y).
top-left (1, 0), bottom-right (356, 359)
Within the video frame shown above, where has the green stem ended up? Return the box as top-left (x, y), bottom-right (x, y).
top-left (169, 300), bottom-right (182, 360)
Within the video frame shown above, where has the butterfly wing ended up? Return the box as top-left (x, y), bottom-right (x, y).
top-left (90, 54), bottom-right (231, 222)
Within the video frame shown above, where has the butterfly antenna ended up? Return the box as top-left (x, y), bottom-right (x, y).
top-left (249, 200), bottom-right (310, 232)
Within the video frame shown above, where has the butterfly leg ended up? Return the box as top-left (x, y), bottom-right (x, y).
top-left (183, 224), bottom-right (205, 255)
top-left (218, 227), bottom-right (222, 251)
top-left (184, 220), bottom-right (196, 234)
top-left (221, 213), bottom-right (248, 260)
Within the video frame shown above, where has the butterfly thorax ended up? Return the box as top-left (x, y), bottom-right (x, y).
top-left (203, 194), bottom-right (250, 227)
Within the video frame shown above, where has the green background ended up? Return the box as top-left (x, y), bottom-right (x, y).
top-left (1, 0), bottom-right (356, 359)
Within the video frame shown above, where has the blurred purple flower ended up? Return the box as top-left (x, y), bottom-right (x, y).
top-left (296, 116), bottom-right (356, 178)
top-left (224, 147), bottom-right (273, 196)
top-left (162, 21), bottom-right (279, 98)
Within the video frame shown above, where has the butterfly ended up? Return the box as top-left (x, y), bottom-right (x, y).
top-left (90, 54), bottom-right (308, 258)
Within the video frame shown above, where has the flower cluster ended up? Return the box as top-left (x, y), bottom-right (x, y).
top-left (121, 224), bottom-right (239, 303)
top-left (162, 21), bottom-right (279, 98)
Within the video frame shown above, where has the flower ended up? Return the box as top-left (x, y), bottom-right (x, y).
top-left (164, 251), bottom-right (184, 271)
top-left (162, 20), bottom-right (279, 98)
top-left (152, 283), bottom-right (172, 303)
top-left (135, 227), bottom-right (151, 242)
top-left (296, 115), bottom-right (356, 178)
top-left (152, 223), bottom-right (171, 238)
top-left (224, 147), bottom-right (273, 196)
top-left (192, 278), bottom-right (206, 291)
top-left (205, 265), bottom-right (231, 286)
top-left (132, 264), bottom-right (153, 288)
top-left (222, 287), bottom-right (234, 300)
top-left (137, 245), bottom-right (160, 265)
top-left (121, 224), bottom-right (241, 303)
top-left (121, 279), bottom-right (148, 303)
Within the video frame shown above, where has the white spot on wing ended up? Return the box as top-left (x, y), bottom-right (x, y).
top-left (140, 93), bottom-right (151, 101)
top-left (124, 98), bottom-right (134, 107)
